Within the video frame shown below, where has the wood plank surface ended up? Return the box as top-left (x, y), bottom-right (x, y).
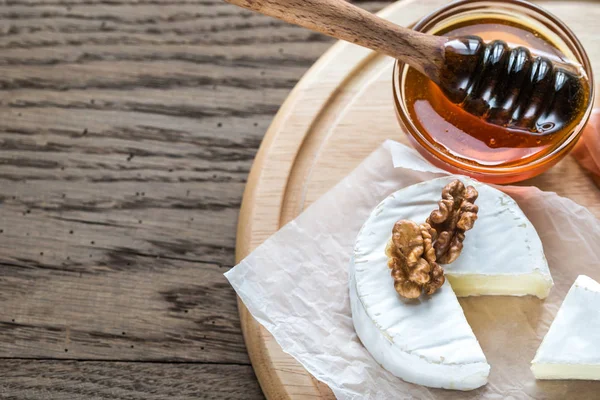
top-left (0, 360), bottom-right (263, 399)
top-left (234, 0), bottom-right (600, 398)
top-left (0, 0), bottom-right (390, 397)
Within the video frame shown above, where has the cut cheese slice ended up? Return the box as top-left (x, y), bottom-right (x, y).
top-left (350, 177), bottom-right (552, 390)
top-left (350, 258), bottom-right (490, 390)
top-left (360, 176), bottom-right (553, 298)
top-left (531, 275), bottom-right (600, 380)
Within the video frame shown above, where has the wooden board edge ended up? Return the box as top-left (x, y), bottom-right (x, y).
top-left (234, 44), bottom-right (353, 400)
top-left (234, 39), bottom-right (349, 400)
top-left (233, 1), bottom-right (430, 398)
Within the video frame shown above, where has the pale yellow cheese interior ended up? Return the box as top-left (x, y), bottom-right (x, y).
top-left (531, 364), bottom-right (600, 380)
top-left (446, 272), bottom-right (553, 299)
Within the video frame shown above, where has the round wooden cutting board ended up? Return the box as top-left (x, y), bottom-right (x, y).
top-left (235, 0), bottom-right (600, 398)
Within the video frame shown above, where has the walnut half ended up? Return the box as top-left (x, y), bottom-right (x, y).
top-left (427, 180), bottom-right (479, 264)
top-left (385, 220), bottom-right (445, 299)
top-left (384, 179), bottom-right (478, 299)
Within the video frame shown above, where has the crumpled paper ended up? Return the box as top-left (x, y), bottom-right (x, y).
top-left (225, 140), bottom-right (600, 399)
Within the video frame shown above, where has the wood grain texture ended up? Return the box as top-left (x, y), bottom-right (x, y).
top-left (0, 0), bottom-right (390, 397)
top-left (236, 0), bottom-right (600, 399)
top-left (0, 360), bottom-right (263, 399)
top-left (224, 0), bottom-right (446, 80)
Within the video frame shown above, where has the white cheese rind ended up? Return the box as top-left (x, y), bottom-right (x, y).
top-left (350, 258), bottom-right (490, 390)
top-left (350, 177), bottom-right (511, 390)
top-left (355, 176), bottom-right (552, 298)
top-left (531, 275), bottom-right (600, 380)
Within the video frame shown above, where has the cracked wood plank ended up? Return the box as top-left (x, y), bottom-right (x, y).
top-left (0, 359), bottom-right (263, 399)
top-left (0, 0), bottom-right (391, 397)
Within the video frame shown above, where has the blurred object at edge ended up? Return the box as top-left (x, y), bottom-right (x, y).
top-left (573, 109), bottom-right (600, 177)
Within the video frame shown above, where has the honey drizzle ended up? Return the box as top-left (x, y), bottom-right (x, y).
top-left (404, 18), bottom-right (590, 167)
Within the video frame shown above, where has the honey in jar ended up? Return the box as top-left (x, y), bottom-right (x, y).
top-left (394, 1), bottom-right (594, 183)
top-left (404, 18), bottom-right (590, 168)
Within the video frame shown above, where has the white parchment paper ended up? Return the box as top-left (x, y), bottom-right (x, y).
top-left (225, 140), bottom-right (600, 399)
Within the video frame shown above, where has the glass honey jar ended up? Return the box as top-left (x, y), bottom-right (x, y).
top-left (393, 0), bottom-right (594, 183)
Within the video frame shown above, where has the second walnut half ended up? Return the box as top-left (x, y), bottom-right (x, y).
top-left (427, 180), bottom-right (479, 264)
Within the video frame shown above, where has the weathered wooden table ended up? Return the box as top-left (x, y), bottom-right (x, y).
top-left (0, 0), bottom-right (390, 398)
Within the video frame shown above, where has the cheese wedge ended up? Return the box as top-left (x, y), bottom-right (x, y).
top-left (531, 275), bottom-right (600, 380)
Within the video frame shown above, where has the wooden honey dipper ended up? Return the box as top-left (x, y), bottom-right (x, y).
top-left (226, 0), bottom-right (589, 136)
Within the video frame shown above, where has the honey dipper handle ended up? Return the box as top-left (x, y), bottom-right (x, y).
top-left (224, 0), bottom-right (447, 82)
